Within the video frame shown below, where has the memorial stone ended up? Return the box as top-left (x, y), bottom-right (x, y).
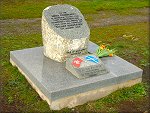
top-left (42, 4), bottom-right (90, 62)
top-left (9, 4), bottom-right (143, 110)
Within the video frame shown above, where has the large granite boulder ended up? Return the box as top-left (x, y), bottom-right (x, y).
top-left (42, 4), bottom-right (90, 62)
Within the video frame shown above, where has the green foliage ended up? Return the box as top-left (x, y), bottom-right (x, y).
top-left (8, 96), bottom-right (14, 104)
top-left (96, 45), bottom-right (116, 57)
top-left (0, 0), bottom-right (149, 19)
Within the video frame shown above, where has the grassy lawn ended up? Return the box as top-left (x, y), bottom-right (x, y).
top-left (1, 22), bottom-right (149, 112)
top-left (0, 0), bottom-right (149, 19)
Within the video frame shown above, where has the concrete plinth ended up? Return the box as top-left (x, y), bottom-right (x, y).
top-left (10, 41), bottom-right (143, 110)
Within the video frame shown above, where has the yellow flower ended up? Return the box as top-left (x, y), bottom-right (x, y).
top-left (109, 54), bottom-right (113, 57)
top-left (100, 45), bottom-right (106, 50)
top-left (100, 46), bottom-right (104, 49)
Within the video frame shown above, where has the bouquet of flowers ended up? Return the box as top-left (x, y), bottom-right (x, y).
top-left (96, 45), bottom-right (116, 58)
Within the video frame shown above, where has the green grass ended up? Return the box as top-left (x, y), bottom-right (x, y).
top-left (94, 83), bottom-right (148, 112)
top-left (90, 23), bottom-right (149, 67)
top-left (1, 22), bottom-right (149, 112)
top-left (0, 0), bottom-right (149, 19)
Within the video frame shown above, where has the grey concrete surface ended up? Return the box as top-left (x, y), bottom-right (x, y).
top-left (10, 41), bottom-right (143, 101)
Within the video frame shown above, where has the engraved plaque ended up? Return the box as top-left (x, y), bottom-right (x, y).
top-left (51, 12), bottom-right (83, 30)
top-left (66, 54), bottom-right (109, 79)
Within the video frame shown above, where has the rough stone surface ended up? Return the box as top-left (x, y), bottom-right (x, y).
top-left (10, 41), bottom-right (143, 102)
top-left (66, 54), bottom-right (109, 79)
top-left (42, 4), bottom-right (90, 62)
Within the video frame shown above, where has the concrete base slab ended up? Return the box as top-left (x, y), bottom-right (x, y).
top-left (10, 41), bottom-right (143, 110)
